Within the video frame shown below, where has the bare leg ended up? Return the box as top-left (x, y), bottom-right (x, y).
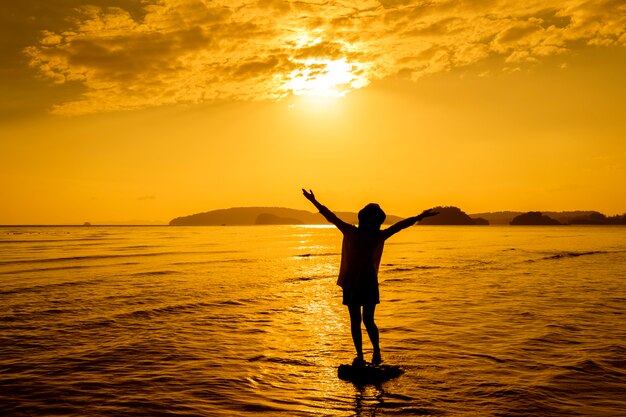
top-left (348, 305), bottom-right (363, 361)
top-left (363, 304), bottom-right (381, 364)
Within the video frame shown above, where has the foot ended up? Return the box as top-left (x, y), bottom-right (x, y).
top-left (352, 355), bottom-right (366, 367)
top-left (371, 351), bottom-right (382, 365)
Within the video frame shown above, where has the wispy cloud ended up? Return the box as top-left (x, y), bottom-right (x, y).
top-left (24, 0), bottom-right (626, 115)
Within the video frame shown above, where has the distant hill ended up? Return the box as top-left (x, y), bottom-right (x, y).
top-left (566, 211), bottom-right (626, 225)
top-left (169, 207), bottom-right (404, 226)
top-left (255, 213), bottom-right (304, 225)
top-left (470, 211), bottom-right (524, 225)
top-left (545, 211), bottom-right (598, 225)
top-left (419, 206), bottom-right (489, 225)
top-left (510, 212), bottom-right (561, 225)
top-left (470, 210), bottom-right (612, 225)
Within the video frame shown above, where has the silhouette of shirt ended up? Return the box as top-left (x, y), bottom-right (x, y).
top-left (337, 227), bottom-right (384, 290)
top-left (317, 205), bottom-right (408, 305)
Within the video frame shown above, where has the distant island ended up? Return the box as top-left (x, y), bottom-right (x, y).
top-left (510, 211), bottom-right (561, 225)
top-left (170, 207), bottom-right (626, 226)
top-left (419, 206), bottom-right (488, 225)
top-left (472, 210), bottom-right (626, 225)
top-left (509, 211), bottom-right (626, 225)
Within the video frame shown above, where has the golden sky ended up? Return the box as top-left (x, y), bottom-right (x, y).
top-left (1, 0), bottom-right (625, 224)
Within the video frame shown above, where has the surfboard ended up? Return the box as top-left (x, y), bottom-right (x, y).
top-left (337, 363), bottom-right (404, 384)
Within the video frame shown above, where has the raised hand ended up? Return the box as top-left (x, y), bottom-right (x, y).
top-left (302, 188), bottom-right (316, 203)
top-left (418, 208), bottom-right (439, 221)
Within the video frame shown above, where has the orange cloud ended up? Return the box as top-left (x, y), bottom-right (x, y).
top-left (24, 0), bottom-right (626, 114)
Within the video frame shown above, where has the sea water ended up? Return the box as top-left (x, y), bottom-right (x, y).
top-left (1, 225), bottom-right (625, 416)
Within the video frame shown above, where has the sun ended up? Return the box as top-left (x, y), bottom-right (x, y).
top-left (284, 58), bottom-right (369, 98)
top-left (279, 32), bottom-right (370, 99)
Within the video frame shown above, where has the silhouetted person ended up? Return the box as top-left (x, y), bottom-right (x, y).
top-left (302, 189), bottom-right (438, 366)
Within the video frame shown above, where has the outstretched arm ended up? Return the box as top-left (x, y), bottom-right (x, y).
top-left (382, 208), bottom-right (438, 239)
top-left (302, 189), bottom-right (351, 232)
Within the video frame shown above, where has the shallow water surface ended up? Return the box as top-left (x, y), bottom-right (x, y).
top-left (1, 225), bottom-right (625, 416)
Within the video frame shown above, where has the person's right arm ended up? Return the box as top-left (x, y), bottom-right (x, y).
top-left (382, 208), bottom-right (438, 239)
top-left (302, 189), bottom-right (351, 232)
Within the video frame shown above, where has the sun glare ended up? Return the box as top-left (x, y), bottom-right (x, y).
top-left (284, 58), bottom-right (369, 98)
top-left (280, 32), bottom-right (370, 99)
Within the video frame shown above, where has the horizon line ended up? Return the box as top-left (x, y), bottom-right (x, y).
top-left (2, 207), bottom-right (624, 227)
